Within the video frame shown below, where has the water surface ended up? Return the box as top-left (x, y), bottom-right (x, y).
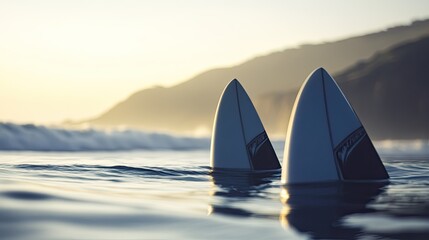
top-left (1, 149), bottom-right (429, 239)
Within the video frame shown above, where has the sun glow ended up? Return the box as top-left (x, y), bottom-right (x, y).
top-left (1, 0), bottom-right (428, 123)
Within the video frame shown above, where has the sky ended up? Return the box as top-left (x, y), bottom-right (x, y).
top-left (1, 0), bottom-right (428, 124)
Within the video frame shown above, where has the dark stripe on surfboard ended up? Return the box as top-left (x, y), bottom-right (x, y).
top-left (334, 127), bottom-right (389, 180)
top-left (246, 131), bottom-right (281, 170)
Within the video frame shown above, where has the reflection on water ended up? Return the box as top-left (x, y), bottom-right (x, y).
top-left (210, 171), bottom-right (278, 197)
top-left (280, 182), bottom-right (387, 239)
top-left (208, 170), bottom-right (280, 219)
top-left (209, 170), bottom-right (429, 239)
top-left (209, 170), bottom-right (388, 237)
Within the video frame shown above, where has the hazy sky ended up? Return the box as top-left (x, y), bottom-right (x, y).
top-left (1, 0), bottom-right (428, 124)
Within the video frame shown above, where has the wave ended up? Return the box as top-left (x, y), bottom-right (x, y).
top-left (0, 122), bottom-right (210, 151)
top-left (374, 139), bottom-right (429, 158)
top-left (1, 122), bottom-right (427, 155)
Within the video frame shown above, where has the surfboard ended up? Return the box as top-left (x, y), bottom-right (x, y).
top-left (210, 79), bottom-right (281, 171)
top-left (282, 68), bottom-right (389, 184)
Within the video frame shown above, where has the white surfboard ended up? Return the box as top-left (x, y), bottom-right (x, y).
top-left (282, 68), bottom-right (389, 184)
top-left (210, 79), bottom-right (281, 171)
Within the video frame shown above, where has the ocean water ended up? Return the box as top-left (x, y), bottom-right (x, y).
top-left (1, 139), bottom-right (429, 240)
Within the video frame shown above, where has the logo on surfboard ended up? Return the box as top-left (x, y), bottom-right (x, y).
top-left (335, 127), bottom-right (367, 164)
top-left (247, 131), bottom-right (269, 159)
top-left (246, 130), bottom-right (280, 170)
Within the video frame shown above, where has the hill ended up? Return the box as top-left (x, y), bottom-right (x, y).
top-left (86, 20), bottom-right (429, 139)
top-left (338, 36), bottom-right (429, 139)
top-left (258, 36), bottom-right (429, 139)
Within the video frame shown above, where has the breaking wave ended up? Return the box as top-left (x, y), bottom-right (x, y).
top-left (375, 139), bottom-right (429, 158)
top-left (0, 122), bottom-right (210, 151)
top-left (1, 122), bottom-right (427, 156)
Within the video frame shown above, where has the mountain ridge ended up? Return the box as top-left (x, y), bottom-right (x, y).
top-left (84, 19), bottom-right (429, 139)
top-left (258, 35), bottom-right (429, 139)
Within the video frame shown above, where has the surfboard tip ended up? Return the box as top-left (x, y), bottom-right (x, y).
top-left (211, 79), bottom-right (280, 172)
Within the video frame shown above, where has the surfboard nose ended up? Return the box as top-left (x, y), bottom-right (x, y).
top-left (230, 78), bottom-right (239, 84)
top-left (210, 79), bottom-right (281, 171)
top-left (282, 68), bottom-right (389, 184)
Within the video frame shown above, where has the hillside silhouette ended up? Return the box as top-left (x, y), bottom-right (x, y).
top-left (86, 20), bottom-right (429, 139)
top-left (338, 36), bottom-right (429, 139)
top-left (259, 36), bottom-right (429, 139)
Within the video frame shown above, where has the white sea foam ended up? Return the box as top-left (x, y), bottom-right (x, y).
top-left (0, 123), bottom-right (210, 151)
top-left (1, 122), bottom-right (427, 155)
top-left (375, 139), bottom-right (429, 157)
